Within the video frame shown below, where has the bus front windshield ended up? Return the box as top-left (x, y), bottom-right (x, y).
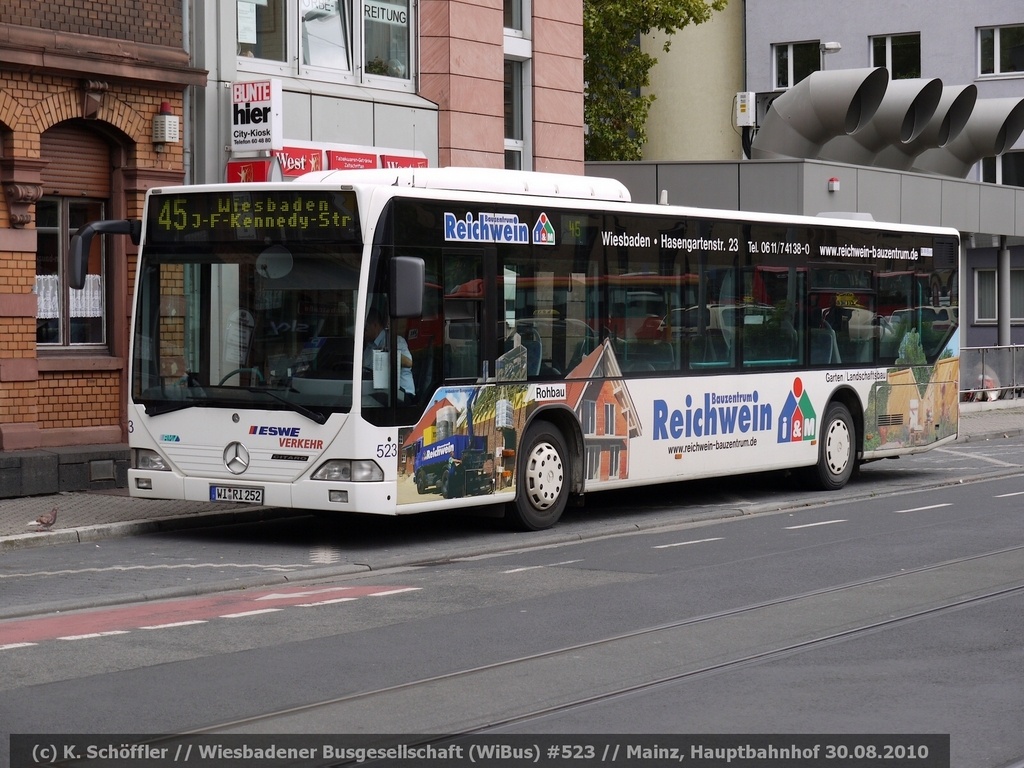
top-left (132, 242), bottom-right (364, 421)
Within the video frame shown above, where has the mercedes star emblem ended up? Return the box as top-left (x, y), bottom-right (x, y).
top-left (223, 441), bottom-right (250, 474)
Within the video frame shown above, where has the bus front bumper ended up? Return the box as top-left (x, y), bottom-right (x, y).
top-left (128, 470), bottom-right (399, 515)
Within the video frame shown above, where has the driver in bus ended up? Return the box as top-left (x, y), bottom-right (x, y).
top-left (364, 308), bottom-right (415, 400)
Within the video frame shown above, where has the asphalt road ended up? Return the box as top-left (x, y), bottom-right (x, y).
top-left (2, 434), bottom-right (1024, 768)
top-left (1, 428), bottom-right (1022, 617)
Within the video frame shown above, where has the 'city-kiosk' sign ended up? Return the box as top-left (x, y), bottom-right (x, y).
top-left (231, 79), bottom-right (283, 152)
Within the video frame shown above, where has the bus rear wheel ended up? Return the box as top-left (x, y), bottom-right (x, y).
top-left (508, 422), bottom-right (569, 531)
top-left (803, 401), bottom-right (855, 491)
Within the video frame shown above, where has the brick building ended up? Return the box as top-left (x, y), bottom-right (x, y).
top-left (0, 2), bottom-right (205, 495)
top-left (1, 1), bottom-right (585, 497)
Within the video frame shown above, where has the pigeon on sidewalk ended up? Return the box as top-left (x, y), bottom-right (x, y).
top-left (28, 507), bottom-right (58, 532)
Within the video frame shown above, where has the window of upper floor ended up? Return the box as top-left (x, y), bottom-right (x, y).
top-left (504, 0), bottom-right (524, 32)
top-left (982, 151), bottom-right (1024, 188)
top-left (871, 32), bottom-right (921, 79)
top-left (979, 24), bottom-right (1024, 76)
top-left (504, 0), bottom-right (532, 170)
top-left (236, 0), bottom-right (414, 91)
top-left (504, 58), bottom-right (530, 170)
top-left (774, 41), bottom-right (820, 89)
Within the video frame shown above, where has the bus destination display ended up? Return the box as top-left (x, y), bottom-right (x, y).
top-left (147, 190), bottom-right (359, 244)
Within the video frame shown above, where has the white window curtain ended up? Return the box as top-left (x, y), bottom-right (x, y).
top-left (35, 273), bottom-right (103, 319)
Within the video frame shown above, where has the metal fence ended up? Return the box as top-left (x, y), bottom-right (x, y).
top-left (961, 346), bottom-right (1024, 402)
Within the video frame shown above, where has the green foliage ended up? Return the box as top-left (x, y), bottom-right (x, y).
top-left (583, 0), bottom-right (728, 161)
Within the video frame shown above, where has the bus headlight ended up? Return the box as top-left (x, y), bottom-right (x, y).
top-left (133, 449), bottom-right (170, 471)
top-left (312, 459), bottom-right (384, 482)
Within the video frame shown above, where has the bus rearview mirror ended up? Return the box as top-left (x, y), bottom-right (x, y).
top-left (391, 255), bottom-right (425, 318)
top-left (68, 219), bottom-right (141, 290)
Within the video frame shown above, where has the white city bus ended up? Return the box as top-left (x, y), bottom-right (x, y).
top-left (70, 167), bottom-right (960, 530)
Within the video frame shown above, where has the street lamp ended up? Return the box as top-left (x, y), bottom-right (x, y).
top-left (820, 41), bottom-right (841, 69)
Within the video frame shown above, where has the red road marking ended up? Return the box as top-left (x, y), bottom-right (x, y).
top-left (0, 584), bottom-right (418, 646)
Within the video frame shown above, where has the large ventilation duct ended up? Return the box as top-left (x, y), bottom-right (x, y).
top-left (750, 68), bottom-right (889, 160)
top-left (819, 78), bottom-right (942, 165)
top-left (911, 96), bottom-right (1024, 177)
top-left (872, 84), bottom-right (977, 170)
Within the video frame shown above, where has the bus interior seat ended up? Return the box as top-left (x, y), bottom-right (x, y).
top-left (689, 332), bottom-right (729, 366)
top-left (517, 324), bottom-right (543, 376)
top-left (627, 361), bottom-right (657, 372)
top-left (842, 338), bottom-right (872, 363)
top-left (412, 346), bottom-right (435, 402)
top-left (616, 340), bottom-right (673, 372)
top-left (295, 336), bottom-right (353, 379)
top-left (645, 341), bottom-right (676, 369)
top-left (688, 336), bottom-right (710, 365)
top-left (566, 338), bottom-right (595, 372)
top-left (810, 327), bottom-right (841, 364)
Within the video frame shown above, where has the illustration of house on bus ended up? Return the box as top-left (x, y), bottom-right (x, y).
top-left (565, 339), bottom-right (641, 483)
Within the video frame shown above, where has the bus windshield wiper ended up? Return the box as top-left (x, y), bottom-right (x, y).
top-left (247, 387), bottom-right (328, 424)
top-left (141, 399), bottom-right (206, 416)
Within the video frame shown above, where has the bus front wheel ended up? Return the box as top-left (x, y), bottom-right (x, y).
top-left (804, 402), bottom-right (855, 491)
top-left (508, 422), bottom-right (569, 531)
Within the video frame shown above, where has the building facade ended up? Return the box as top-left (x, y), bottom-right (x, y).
top-left (192, 0), bottom-right (584, 184)
top-left (625, 1), bottom-right (1024, 363)
top-left (0, 2), bottom-right (205, 495)
top-left (0, 1), bottom-right (585, 497)
top-left (743, 0), bottom-right (1024, 180)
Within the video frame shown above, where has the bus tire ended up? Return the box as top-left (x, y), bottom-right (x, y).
top-left (804, 401), bottom-right (855, 491)
top-left (508, 421), bottom-right (569, 531)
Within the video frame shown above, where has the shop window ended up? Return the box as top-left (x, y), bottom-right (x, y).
top-left (36, 198), bottom-right (107, 346)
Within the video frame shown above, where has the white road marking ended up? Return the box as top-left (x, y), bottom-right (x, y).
top-left (893, 503), bottom-right (952, 514)
top-left (220, 609), bottom-right (282, 619)
top-left (256, 586), bottom-right (354, 601)
top-left (139, 620), bottom-right (208, 630)
top-left (935, 446), bottom-right (1018, 467)
top-left (653, 537), bottom-right (724, 549)
top-left (368, 587), bottom-right (422, 596)
top-left (785, 520), bottom-right (847, 530)
top-left (503, 561), bottom-right (583, 573)
top-left (995, 491), bottom-right (1024, 498)
top-left (297, 598), bottom-right (359, 607)
top-left (57, 631), bottom-right (131, 641)
top-left (0, 562), bottom-right (309, 580)
top-left (1, 643), bottom-right (39, 651)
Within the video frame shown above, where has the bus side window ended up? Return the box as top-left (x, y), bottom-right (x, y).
top-left (442, 250), bottom-right (486, 381)
top-left (443, 299), bottom-right (480, 380)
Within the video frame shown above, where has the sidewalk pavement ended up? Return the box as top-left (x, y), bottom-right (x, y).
top-left (2, 402), bottom-right (1023, 552)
